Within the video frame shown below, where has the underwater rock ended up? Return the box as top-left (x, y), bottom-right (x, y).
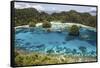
top-left (56, 50), bottom-right (61, 53)
top-left (16, 39), bottom-right (25, 44)
top-left (29, 28), bottom-right (34, 32)
top-left (36, 44), bottom-right (45, 48)
top-left (72, 49), bottom-right (77, 55)
top-left (56, 46), bottom-right (63, 51)
top-left (46, 49), bottom-right (54, 54)
top-left (56, 30), bottom-right (62, 33)
top-left (16, 39), bottom-right (22, 41)
top-left (76, 52), bottom-right (81, 56)
top-left (22, 29), bottom-right (28, 33)
top-left (28, 45), bottom-right (35, 49)
top-left (18, 46), bottom-right (27, 50)
top-left (78, 46), bottom-right (87, 56)
top-left (15, 40), bottom-right (19, 44)
top-left (25, 42), bottom-right (31, 45)
top-left (55, 46), bottom-right (64, 53)
top-left (65, 36), bottom-right (75, 41)
top-left (16, 39), bottom-right (24, 42)
top-left (65, 48), bottom-right (72, 54)
top-left (21, 39), bottom-right (25, 41)
top-left (62, 41), bottom-right (66, 44)
top-left (48, 42), bottom-right (54, 44)
top-left (47, 28), bottom-right (51, 32)
top-left (87, 40), bottom-right (96, 46)
top-left (29, 48), bottom-right (34, 51)
top-left (29, 44), bottom-right (45, 50)
top-left (79, 35), bottom-right (89, 40)
top-left (16, 29), bottom-right (23, 34)
top-left (90, 50), bottom-right (96, 56)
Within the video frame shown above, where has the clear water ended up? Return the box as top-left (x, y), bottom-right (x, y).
top-left (15, 27), bottom-right (97, 56)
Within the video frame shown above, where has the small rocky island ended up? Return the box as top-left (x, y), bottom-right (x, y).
top-left (69, 25), bottom-right (79, 36)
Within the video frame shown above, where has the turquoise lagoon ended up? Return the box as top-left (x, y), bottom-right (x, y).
top-left (15, 26), bottom-right (97, 56)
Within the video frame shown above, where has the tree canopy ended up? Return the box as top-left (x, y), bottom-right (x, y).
top-left (69, 25), bottom-right (79, 36)
top-left (15, 8), bottom-right (96, 27)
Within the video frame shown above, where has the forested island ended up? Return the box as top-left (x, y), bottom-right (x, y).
top-left (15, 8), bottom-right (96, 27)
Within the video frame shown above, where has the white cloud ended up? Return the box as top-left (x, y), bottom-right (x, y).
top-left (31, 5), bottom-right (45, 11)
top-left (52, 7), bottom-right (56, 11)
top-left (90, 8), bottom-right (96, 11)
top-left (14, 1), bottom-right (97, 14)
top-left (15, 2), bottom-right (45, 11)
top-left (15, 2), bottom-right (29, 9)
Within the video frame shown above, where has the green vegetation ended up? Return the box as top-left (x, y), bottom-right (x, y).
top-left (14, 50), bottom-right (96, 66)
top-left (29, 22), bottom-right (36, 27)
top-left (15, 8), bottom-right (96, 27)
top-left (69, 25), bottom-right (79, 36)
top-left (42, 20), bottom-right (51, 28)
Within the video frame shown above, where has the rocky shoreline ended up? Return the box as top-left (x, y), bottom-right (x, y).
top-left (15, 22), bottom-right (96, 32)
top-left (15, 50), bottom-right (97, 66)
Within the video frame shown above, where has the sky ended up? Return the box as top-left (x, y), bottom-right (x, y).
top-left (15, 2), bottom-right (97, 14)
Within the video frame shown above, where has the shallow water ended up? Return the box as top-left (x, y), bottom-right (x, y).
top-left (15, 27), bottom-right (97, 56)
